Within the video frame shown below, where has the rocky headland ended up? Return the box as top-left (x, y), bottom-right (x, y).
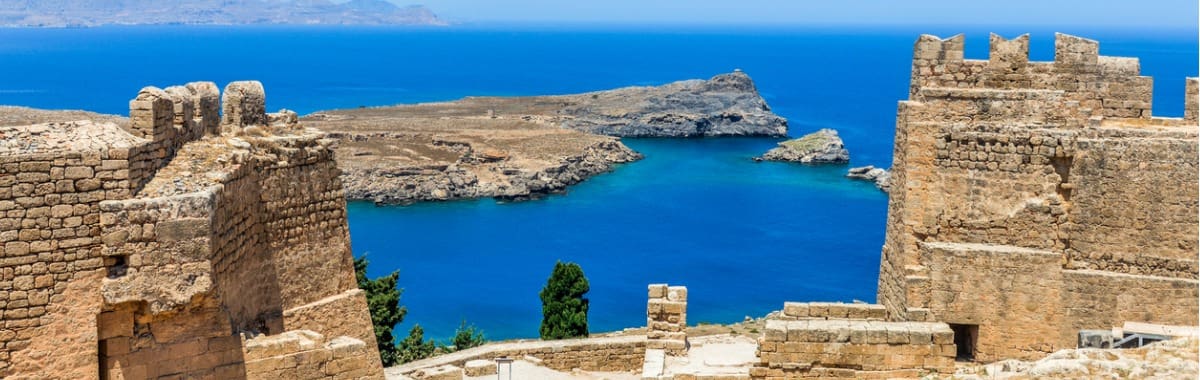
top-left (755, 128), bottom-right (849, 163)
top-left (306, 71), bottom-right (788, 204)
top-left (303, 103), bottom-right (642, 205)
top-left (556, 71), bottom-right (788, 137)
top-left (846, 165), bottom-right (891, 192)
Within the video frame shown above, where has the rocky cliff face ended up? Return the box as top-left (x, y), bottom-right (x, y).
top-left (557, 71), bottom-right (788, 137)
top-left (756, 128), bottom-right (849, 163)
top-left (337, 135), bottom-right (640, 204)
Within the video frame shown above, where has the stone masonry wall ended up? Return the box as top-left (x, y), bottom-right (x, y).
top-left (0, 82), bottom-right (384, 378)
top-left (751, 319), bottom-right (955, 379)
top-left (878, 33), bottom-right (1200, 361)
top-left (244, 330), bottom-right (380, 379)
top-left (647, 284), bottom-right (688, 355)
top-left (0, 122), bottom-right (148, 378)
top-left (392, 335), bottom-right (647, 377)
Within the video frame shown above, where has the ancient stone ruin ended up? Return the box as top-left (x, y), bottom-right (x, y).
top-left (0, 81), bottom-right (383, 379)
top-left (877, 33), bottom-right (1199, 362)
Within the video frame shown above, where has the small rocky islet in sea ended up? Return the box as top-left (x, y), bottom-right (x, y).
top-left (753, 128), bottom-right (850, 164)
top-left (845, 165), bottom-right (891, 192)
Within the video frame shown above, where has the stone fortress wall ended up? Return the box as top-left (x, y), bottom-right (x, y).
top-left (877, 32), bottom-right (1200, 362)
top-left (0, 81), bottom-right (383, 378)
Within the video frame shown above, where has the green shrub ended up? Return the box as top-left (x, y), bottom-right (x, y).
top-left (397, 324), bottom-right (438, 363)
top-left (450, 320), bottom-right (487, 351)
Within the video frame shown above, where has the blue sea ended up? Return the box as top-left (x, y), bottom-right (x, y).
top-left (0, 24), bottom-right (1194, 341)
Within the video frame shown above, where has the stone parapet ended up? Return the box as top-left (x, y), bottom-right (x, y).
top-left (390, 335), bottom-right (648, 377)
top-left (751, 320), bottom-right (955, 379)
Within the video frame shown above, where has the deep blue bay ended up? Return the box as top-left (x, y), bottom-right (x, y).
top-left (0, 25), bottom-right (1194, 341)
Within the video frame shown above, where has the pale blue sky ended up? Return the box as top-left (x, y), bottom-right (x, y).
top-left (399, 0), bottom-right (1198, 29)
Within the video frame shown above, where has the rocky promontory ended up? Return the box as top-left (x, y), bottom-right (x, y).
top-left (846, 165), bottom-right (891, 192)
top-left (556, 71), bottom-right (788, 137)
top-left (307, 72), bottom-right (791, 204)
top-left (755, 128), bottom-right (849, 163)
top-left (303, 102), bottom-right (642, 205)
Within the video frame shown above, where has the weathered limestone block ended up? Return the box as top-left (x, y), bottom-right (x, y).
top-left (186, 81), bottom-right (221, 136)
top-left (222, 81), bottom-right (268, 129)
top-left (463, 359), bottom-right (493, 377)
top-left (128, 86), bottom-right (174, 140)
top-left (988, 33), bottom-right (1030, 72)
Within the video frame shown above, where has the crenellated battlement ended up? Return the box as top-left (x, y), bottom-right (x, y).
top-left (907, 33), bottom-right (1180, 121)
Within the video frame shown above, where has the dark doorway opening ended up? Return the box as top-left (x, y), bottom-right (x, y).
top-left (950, 323), bottom-right (978, 361)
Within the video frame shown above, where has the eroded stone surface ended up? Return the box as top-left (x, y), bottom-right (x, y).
top-left (0, 82), bottom-right (383, 379)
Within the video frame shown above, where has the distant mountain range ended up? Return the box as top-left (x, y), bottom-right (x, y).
top-left (0, 0), bottom-right (446, 27)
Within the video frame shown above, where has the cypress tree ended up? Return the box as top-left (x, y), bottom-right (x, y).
top-left (539, 261), bottom-right (590, 339)
top-left (354, 256), bottom-right (407, 366)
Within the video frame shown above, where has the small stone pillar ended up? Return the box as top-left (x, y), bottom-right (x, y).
top-left (647, 284), bottom-right (687, 355)
top-left (128, 87), bottom-right (174, 140)
top-left (222, 81), bottom-right (268, 131)
top-left (163, 86), bottom-right (196, 137)
top-left (186, 81), bottom-right (221, 136)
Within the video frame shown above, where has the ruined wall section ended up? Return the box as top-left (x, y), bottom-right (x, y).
top-left (878, 33), bottom-right (1200, 361)
top-left (96, 184), bottom-right (250, 379)
top-left (1, 81), bottom-right (384, 378)
top-left (125, 82), bottom-right (220, 194)
top-left (0, 122), bottom-right (146, 378)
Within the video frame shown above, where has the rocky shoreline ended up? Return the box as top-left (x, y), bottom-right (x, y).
top-left (336, 133), bottom-right (640, 205)
top-left (308, 71), bottom-right (787, 205)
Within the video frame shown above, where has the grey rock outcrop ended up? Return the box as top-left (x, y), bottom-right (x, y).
top-left (847, 165), bottom-right (891, 192)
top-left (341, 139), bottom-right (641, 205)
top-left (557, 71), bottom-right (788, 137)
top-left (756, 129), bottom-right (849, 163)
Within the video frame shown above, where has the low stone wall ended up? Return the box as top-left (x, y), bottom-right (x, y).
top-left (751, 320), bottom-right (955, 379)
top-left (778, 302), bottom-right (887, 321)
top-left (390, 335), bottom-right (647, 378)
top-left (244, 330), bottom-right (382, 379)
